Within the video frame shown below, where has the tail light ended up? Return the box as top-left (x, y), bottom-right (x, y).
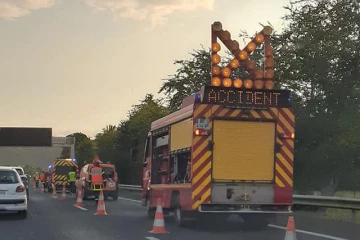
top-left (278, 133), bottom-right (295, 139)
top-left (195, 129), bottom-right (209, 136)
top-left (16, 185), bottom-right (25, 192)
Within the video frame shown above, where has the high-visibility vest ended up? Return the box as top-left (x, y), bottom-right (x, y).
top-left (90, 167), bottom-right (103, 185)
top-left (68, 171), bottom-right (76, 182)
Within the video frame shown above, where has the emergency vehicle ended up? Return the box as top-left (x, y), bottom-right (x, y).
top-left (79, 163), bottom-right (118, 200)
top-left (141, 22), bottom-right (295, 228)
top-left (50, 159), bottom-right (79, 192)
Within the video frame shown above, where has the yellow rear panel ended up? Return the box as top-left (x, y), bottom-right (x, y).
top-left (212, 120), bottom-right (275, 182)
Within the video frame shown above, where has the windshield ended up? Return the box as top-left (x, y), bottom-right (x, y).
top-left (103, 167), bottom-right (115, 178)
top-left (0, 170), bottom-right (19, 184)
top-left (54, 166), bottom-right (76, 175)
top-left (15, 168), bottom-right (24, 175)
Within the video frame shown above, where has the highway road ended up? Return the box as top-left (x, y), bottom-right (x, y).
top-left (1, 188), bottom-right (359, 240)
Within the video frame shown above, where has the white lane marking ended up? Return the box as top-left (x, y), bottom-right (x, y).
top-left (268, 224), bottom-right (349, 240)
top-left (74, 205), bottom-right (88, 211)
top-left (145, 237), bottom-right (160, 240)
top-left (118, 197), bottom-right (141, 203)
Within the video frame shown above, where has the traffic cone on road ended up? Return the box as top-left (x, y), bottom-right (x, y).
top-left (74, 190), bottom-right (84, 208)
top-left (94, 190), bottom-right (107, 215)
top-left (284, 216), bottom-right (297, 240)
top-left (60, 185), bottom-right (68, 200)
top-left (149, 199), bottom-right (168, 234)
top-left (52, 184), bottom-right (57, 198)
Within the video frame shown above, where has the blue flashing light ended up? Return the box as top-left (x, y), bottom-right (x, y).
top-left (48, 165), bottom-right (52, 169)
top-left (194, 93), bottom-right (201, 103)
top-left (72, 159), bottom-right (77, 162)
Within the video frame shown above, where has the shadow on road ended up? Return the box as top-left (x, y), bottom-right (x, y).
top-left (0, 213), bottom-right (25, 221)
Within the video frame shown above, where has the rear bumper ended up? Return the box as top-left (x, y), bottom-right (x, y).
top-left (198, 204), bottom-right (292, 214)
top-left (0, 198), bottom-right (27, 211)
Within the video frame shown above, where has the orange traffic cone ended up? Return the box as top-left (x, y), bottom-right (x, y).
top-left (60, 185), bottom-right (67, 200)
top-left (149, 199), bottom-right (168, 234)
top-left (52, 184), bottom-right (57, 198)
top-left (94, 190), bottom-right (107, 215)
top-left (284, 216), bottom-right (297, 240)
top-left (74, 190), bottom-right (84, 208)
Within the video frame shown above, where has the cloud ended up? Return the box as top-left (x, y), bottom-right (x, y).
top-left (84, 0), bottom-right (215, 29)
top-left (0, 0), bottom-right (55, 20)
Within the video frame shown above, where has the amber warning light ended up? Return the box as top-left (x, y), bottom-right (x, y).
top-left (210, 21), bottom-right (275, 90)
top-left (195, 129), bottom-right (209, 136)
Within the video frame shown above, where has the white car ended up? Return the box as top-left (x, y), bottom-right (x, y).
top-left (0, 167), bottom-right (28, 218)
top-left (10, 166), bottom-right (25, 176)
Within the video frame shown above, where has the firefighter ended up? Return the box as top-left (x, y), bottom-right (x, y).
top-left (89, 157), bottom-right (105, 202)
top-left (68, 169), bottom-right (76, 195)
top-left (40, 171), bottom-right (46, 190)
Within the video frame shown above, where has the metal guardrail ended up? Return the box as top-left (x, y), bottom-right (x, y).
top-left (118, 184), bottom-right (360, 211)
top-left (118, 184), bottom-right (143, 191)
top-left (293, 194), bottom-right (360, 210)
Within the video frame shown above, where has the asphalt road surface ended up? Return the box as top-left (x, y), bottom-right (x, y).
top-left (0, 188), bottom-right (359, 240)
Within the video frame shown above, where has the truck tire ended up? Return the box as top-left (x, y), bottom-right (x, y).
top-left (174, 204), bottom-right (190, 227)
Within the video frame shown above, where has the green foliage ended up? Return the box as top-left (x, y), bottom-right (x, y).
top-left (95, 125), bottom-right (118, 163)
top-left (22, 165), bottom-right (43, 176)
top-left (60, 132), bottom-right (96, 166)
top-left (159, 47), bottom-right (211, 112)
top-left (274, 0), bottom-right (360, 192)
top-left (94, 94), bottom-right (168, 184)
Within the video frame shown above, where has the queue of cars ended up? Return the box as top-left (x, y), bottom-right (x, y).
top-left (0, 166), bottom-right (28, 219)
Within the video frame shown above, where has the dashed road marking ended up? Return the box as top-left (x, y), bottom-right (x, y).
top-left (118, 197), bottom-right (141, 203)
top-left (145, 237), bottom-right (160, 240)
top-left (268, 224), bottom-right (349, 240)
top-left (74, 205), bottom-right (88, 211)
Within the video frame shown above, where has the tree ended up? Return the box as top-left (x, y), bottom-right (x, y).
top-left (272, 0), bottom-right (360, 193)
top-left (60, 132), bottom-right (95, 166)
top-left (159, 47), bottom-right (212, 112)
top-left (95, 125), bottom-right (119, 163)
top-left (114, 94), bottom-right (169, 184)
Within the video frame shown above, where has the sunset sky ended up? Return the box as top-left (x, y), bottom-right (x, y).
top-left (0, 0), bottom-right (291, 138)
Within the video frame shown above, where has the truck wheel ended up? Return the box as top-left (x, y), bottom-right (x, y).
top-left (174, 205), bottom-right (189, 227)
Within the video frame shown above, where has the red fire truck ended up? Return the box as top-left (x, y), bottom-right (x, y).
top-left (141, 21), bottom-right (295, 228)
